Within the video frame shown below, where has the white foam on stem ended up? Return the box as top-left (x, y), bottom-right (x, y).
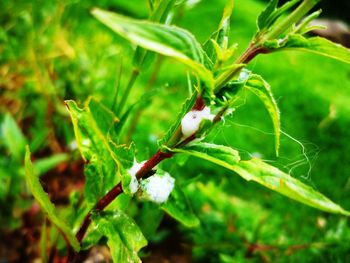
top-left (181, 106), bottom-right (215, 137)
top-left (142, 172), bottom-right (175, 204)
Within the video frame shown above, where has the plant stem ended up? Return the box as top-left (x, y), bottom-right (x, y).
top-left (75, 150), bottom-right (173, 243)
top-left (116, 68), bottom-right (140, 116)
top-left (236, 45), bottom-right (270, 64)
top-left (111, 59), bottom-right (123, 112)
top-left (126, 56), bottom-right (164, 143)
top-left (264, 0), bottom-right (319, 41)
top-left (214, 44), bottom-right (269, 92)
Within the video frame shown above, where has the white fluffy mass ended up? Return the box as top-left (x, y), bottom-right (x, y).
top-left (142, 172), bottom-right (175, 204)
top-left (181, 106), bottom-right (215, 137)
top-left (127, 160), bottom-right (146, 194)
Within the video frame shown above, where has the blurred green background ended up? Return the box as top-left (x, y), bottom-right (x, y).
top-left (1, 0), bottom-right (350, 262)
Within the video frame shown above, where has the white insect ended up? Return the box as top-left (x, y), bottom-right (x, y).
top-left (181, 106), bottom-right (215, 137)
top-left (141, 172), bottom-right (175, 204)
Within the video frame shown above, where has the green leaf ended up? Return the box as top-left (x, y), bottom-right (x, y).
top-left (204, 0), bottom-right (234, 63)
top-left (92, 8), bottom-right (214, 89)
top-left (66, 98), bottom-right (118, 161)
top-left (149, 0), bottom-right (176, 23)
top-left (232, 158), bottom-right (350, 216)
top-left (133, 0), bottom-right (176, 69)
top-left (91, 211), bottom-right (147, 263)
top-left (81, 225), bottom-right (103, 250)
top-left (245, 74), bottom-right (280, 156)
top-left (18, 153), bottom-right (69, 177)
top-left (214, 68), bottom-right (250, 104)
top-left (158, 90), bottom-right (197, 147)
top-left (108, 142), bottom-right (136, 195)
top-left (257, 0), bottom-right (278, 30)
top-left (136, 202), bottom-right (164, 239)
top-left (1, 113), bottom-right (27, 161)
top-left (283, 34), bottom-right (350, 64)
top-left (213, 0), bottom-right (234, 47)
top-left (258, 0), bottom-right (302, 32)
top-left (82, 194), bottom-right (133, 250)
top-left (40, 219), bottom-right (48, 263)
top-left (161, 184), bottom-right (200, 227)
top-left (263, 0), bottom-right (319, 40)
top-left (83, 156), bottom-right (105, 204)
top-left (171, 143), bottom-right (350, 216)
top-left (170, 142), bottom-right (240, 169)
top-left (66, 99), bottom-right (120, 204)
top-left (24, 146), bottom-right (80, 252)
top-left (33, 154), bottom-right (69, 175)
top-left (293, 9), bottom-right (322, 34)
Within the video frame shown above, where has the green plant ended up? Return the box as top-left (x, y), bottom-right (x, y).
top-left (22, 0), bottom-right (350, 262)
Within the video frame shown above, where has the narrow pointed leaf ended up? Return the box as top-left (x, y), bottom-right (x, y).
top-left (91, 211), bottom-right (147, 263)
top-left (92, 8), bottom-right (214, 89)
top-left (170, 142), bottom-right (240, 167)
top-left (231, 158), bottom-right (350, 216)
top-left (149, 0), bottom-right (176, 23)
top-left (245, 74), bottom-right (280, 156)
top-left (257, 0), bottom-right (278, 30)
top-left (204, 0), bottom-right (234, 62)
top-left (261, 0), bottom-right (302, 31)
top-left (171, 143), bottom-right (350, 216)
top-left (134, 0), bottom-right (176, 68)
top-left (33, 154), bottom-right (69, 176)
top-left (1, 113), bottom-right (27, 161)
top-left (214, 0), bottom-right (234, 47)
top-left (283, 34), bottom-right (350, 64)
top-left (24, 147), bottom-right (80, 252)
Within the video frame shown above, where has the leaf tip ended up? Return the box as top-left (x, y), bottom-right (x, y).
top-left (25, 145), bottom-right (31, 164)
top-left (90, 7), bottom-right (101, 16)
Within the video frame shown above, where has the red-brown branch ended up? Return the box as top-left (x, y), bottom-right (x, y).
top-left (237, 45), bottom-right (270, 64)
top-left (193, 96), bottom-right (205, 111)
top-left (75, 150), bottom-right (173, 243)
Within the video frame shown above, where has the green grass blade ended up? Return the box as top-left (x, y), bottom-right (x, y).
top-left (24, 146), bottom-right (80, 252)
top-left (1, 113), bottom-right (27, 162)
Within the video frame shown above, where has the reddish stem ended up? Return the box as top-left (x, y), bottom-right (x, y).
top-left (237, 45), bottom-right (270, 64)
top-left (75, 150), bottom-right (173, 243)
top-left (192, 96), bottom-right (205, 111)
